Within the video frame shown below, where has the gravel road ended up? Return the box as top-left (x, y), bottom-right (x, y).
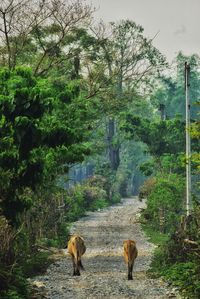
top-left (32, 197), bottom-right (181, 299)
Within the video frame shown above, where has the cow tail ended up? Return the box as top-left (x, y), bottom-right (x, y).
top-left (128, 243), bottom-right (132, 263)
top-left (128, 242), bottom-right (136, 263)
top-left (74, 247), bottom-right (81, 265)
top-left (77, 248), bottom-right (81, 262)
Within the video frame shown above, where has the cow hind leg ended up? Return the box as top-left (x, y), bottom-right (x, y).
top-left (71, 256), bottom-right (76, 276)
top-left (74, 255), bottom-right (80, 276)
top-left (75, 262), bottom-right (80, 276)
top-left (128, 263), bottom-right (133, 280)
top-left (73, 263), bottom-right (80, 276)
top-left (78, 260), bottom-right (85, 270)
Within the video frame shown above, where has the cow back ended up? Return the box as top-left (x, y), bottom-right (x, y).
top-left (68, 235), bottom-right (86, 257)
top-left (123, 240), bottom-right (138, 263)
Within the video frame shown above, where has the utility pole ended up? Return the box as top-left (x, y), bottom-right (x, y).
top-left (185, 62), bottom-right (192, 216)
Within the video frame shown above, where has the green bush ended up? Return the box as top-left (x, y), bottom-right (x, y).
top-left (64, 175), bottom-right (110, 221)
top-left (83, 185), bottom-right (107, 209)
top-left (89, 199), bottom-right (109, 211)
top-left (145, 203), bottom-right (200, 299)
top-left (2, 290), bottom-right (24, 299)
top-left (138, 177), bottom-right (156, 200)
top-left (110, 192), bottom-right (121, 204)
top-left (65, 186), bottom-right (86, 222)
top-left (142, 174), bottom-right (185, 233)
top-left (0, 267), bottom-right (30, 299)
top-left (164, 262), bottom-right (200, 297)
top-left (150, 250), bottom-right (200, 299)
top-left (22, 252), bottom-right (51, 277)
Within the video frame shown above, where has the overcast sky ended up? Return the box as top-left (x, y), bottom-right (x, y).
top-left (87, 0), bottom-right (200, 63)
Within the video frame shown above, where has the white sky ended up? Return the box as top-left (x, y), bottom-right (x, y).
top-left (87, 0), bottom-right (200, 63)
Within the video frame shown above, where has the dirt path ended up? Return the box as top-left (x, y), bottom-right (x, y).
top-left (33, 197), bottom-right (181, 299)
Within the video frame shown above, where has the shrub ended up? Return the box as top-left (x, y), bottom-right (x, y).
top-left (89, 199), bottom-right (109, 211)
top-left (23, 252), bottom-right (51, 277)
top-left (146, 202), bottom-right (200, 299)
top-left (0, 267), bottom-right (30, 299)
top-left (64, 176), bottom-right (109, 220)
top-left (138, 177), bottom-right (156, 200)
top-left (150, 247), bottom-right (200, 299)
top-left (0, 216), bottom-right (15, 264)
top-left (142, 174), bottom-right (184, 233)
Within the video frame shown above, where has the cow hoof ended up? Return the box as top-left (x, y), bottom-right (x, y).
top-left (128, 276), bottom-right (133, 280)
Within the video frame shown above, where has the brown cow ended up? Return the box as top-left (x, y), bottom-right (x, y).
top-left (67, 235), bottom-right (86, 276)
top-left (123, 240), bottom-right (138, 280)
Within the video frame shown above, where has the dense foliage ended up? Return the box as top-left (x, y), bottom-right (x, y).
top-left (0, 1), bottom-right (199, 298)
top-left (0, 67), bottom-right (96, 224)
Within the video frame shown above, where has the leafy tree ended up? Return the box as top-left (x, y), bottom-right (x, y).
top-left (0, 0), bottom-right (93, 73)
top-left (120, 116), bottom-right (186, 157)
top-left (0, 66), bottom-right (98, 224)
top-left (151, 52), bottom-right (200, 119)
top-left (90, 20), bottom-right (166, 171)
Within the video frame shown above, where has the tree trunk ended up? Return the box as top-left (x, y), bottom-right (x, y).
top-left (107, 119), bottom-right (120, 170)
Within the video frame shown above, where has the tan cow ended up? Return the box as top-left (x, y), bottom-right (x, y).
top-left (67, 235), bottom-right (86, 276)
top-left (123, 239), bottom-right (138, 280)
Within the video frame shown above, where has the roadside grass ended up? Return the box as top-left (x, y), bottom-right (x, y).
top-left (141, 224), bottom-right (169, 245)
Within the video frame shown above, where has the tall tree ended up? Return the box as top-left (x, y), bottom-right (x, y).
top-left (0, 66), bottom-right (99, 224)
top-left (0, 0), bottom-right (93, 73)
top-left (91, 20), bottom-right (166, 170)
top-left (151, 52), bottom-right (200, 119)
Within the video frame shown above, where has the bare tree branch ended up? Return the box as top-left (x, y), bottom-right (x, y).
top-left (0, 0), bottom-right (93, 70)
